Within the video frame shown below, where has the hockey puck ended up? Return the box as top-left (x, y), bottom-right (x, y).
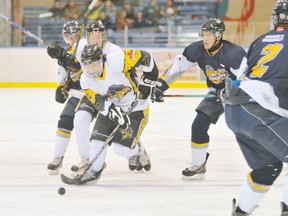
top-left (58, 187), bottom-right (66, 195)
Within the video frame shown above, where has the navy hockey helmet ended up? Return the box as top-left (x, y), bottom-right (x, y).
top-left (200, 18), bottom-right (225, 38)
top-left (81, 44), bottom-right (106, 78)
top-left (271, 0), bottom-right (288, 29)
top-left (62, 20), bottom-right (81, 44)
top-left (86, 20), bottom-right (107, 47)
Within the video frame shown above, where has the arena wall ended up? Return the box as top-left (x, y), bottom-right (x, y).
top-left (0, 47), bottom-right (206, 88)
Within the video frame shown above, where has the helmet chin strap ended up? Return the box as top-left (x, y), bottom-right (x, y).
top-left (208, 38), bottom-right (223, 54)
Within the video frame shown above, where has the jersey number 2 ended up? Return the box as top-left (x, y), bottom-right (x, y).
top-left (251, 43), bottom-right (283, 78)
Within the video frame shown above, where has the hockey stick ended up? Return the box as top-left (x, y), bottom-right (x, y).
top-left (61, 94), bottom-right (142, 185)
top-left (0, 13), bottom-right (47, 46)
top-left (73, 0), bottom-right (98, 56)
top-left (63, 0), bottom-right (98, 92)
top-left (163, 94), bottom-right (215, 98)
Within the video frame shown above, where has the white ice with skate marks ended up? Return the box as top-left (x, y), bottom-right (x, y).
top-left (0, 88), bottom-right (286, 216)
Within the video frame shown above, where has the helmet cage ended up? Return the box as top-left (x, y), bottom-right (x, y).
top-left (86, 20), bottom-right (107, 47)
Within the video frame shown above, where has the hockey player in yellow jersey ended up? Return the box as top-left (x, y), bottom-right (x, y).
top-left (71, 44), bottom-right (159, 184)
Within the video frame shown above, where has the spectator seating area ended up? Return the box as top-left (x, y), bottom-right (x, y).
top-left (22, 0), bottom-right (218, 47)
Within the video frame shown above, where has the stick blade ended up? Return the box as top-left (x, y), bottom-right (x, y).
top-left (61, 174), bottom-right (81, 185)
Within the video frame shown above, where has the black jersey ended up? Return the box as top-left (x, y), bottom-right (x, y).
top-left (183, 40), bottom-right (246, 90)
top-left (245, 28), bottom-right (288, 109)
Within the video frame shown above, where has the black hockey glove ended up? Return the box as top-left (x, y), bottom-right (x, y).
top-left (108, 104), bottom-right (131, 130)
top-left (47, 43), bottom-right (66, 61)
top-left (55, 83), bottom-right (69, 103)
top-left (138, 75), bottom-right (157, 100)
top-left (84, 89), bottom-right (106, 112)
top-left (152, 78), bottom-right (169, 102)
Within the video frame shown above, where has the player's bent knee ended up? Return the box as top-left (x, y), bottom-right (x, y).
top-left (251, 161), bottom-right (283, 185)
top-left (58, 115), bottom-right (74, 131)
top-left (113, 143), bottom-right (139, 157)
top-left (74, 110), bottom-right (92, 128)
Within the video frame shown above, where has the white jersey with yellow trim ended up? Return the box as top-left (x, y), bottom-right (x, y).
top-left (80, 49), bottom-right (153, 115)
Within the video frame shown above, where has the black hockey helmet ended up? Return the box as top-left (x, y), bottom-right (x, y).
top-left (86, 20), bottom-right (106, 33)
top-left (86, 20), bottom-right (107, 47)
top-left (62, 20), bottom-right (81, 35)
top-left (271, 0), bottom-right (288, 29)
top-left (81, 44), bottom-right (105, 65)
top-left (62, 20), bottom-right (81, 44)
top-left (81, 44), bottom-right (106, 78)
top-left (200, 18), bottom-right (225, 38)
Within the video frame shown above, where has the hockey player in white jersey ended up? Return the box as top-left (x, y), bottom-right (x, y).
top-left (71, 20), bottom-right (150, 176)
top-left (74, 44), bottom-right (158, 184)
top-left (46, 21), bottom-right (85, 175)
top-left (70, 20), bottom-right (122, 175)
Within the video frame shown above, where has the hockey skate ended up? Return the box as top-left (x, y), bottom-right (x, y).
top-left (71, 159), bottom-right (107, 177)
top-left (128, 155), bottom-right (141, 171)
top-left (182, 153), bottom-right (210, 180)
top-left (281, 202), bottom-right (288, 216)
top-left (139, 148), bottom-right (151, 171)
top-left (78, 169), bottom-right (102, 185)
top-left (71, 158), bottom-right (90, 177)
top-left (231, 198), bottom-right (258, 216)
top-left (47, 156), bottom-right (63, 175)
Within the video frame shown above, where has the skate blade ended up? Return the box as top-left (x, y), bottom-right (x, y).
top-left (181, 173), bottom-right (205, 181)
top-left (49, 169), bottom-right (60, 175)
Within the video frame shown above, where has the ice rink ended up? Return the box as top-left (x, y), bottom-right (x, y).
top-left (0, 88), bottom-right (286, 216)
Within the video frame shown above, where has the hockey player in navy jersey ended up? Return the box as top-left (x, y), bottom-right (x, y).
top-left (153, 18), bottom-right (246, 180)
top-left (223, 0), bottom-right (288, 215)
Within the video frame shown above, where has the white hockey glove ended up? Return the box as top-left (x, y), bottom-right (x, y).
top-left (138, 75), bottom-right (157, 100)
top-left (108, 104), bottom-right (131, 130)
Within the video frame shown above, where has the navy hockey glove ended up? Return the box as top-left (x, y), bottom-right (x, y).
top-left (47, 43), bottom-right (66, 60)
top-left (108, 104), bottom-right (131, 130)
top-left (138, 75), bottom-right (157, 100)
top-left (152, 78), bottom-right (169, 102)
top-left (84, 89), bottom-right (106, 112)
top-left (55, 83), bottom-right (69, 103)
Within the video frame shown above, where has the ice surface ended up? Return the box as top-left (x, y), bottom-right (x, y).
top-left (0, 88), bottom-right (285, 216)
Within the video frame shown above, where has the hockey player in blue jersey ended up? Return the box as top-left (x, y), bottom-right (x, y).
top-left (153, 18), bottom-right (246, 180)
top-left (223, 0), bottom-right (288, 215)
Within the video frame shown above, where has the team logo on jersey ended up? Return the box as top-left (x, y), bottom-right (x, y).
top-left (120, 127), bottom-right (133, 140)
top-left (106, 85), bottom-right (131, 101)
top-left (205, 65), bottom-right (228, 84)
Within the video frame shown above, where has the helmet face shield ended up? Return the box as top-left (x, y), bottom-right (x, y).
top-left (83, 60), bottom-right (104, 78)
top-left (81, 44), bottom-right (106, 78)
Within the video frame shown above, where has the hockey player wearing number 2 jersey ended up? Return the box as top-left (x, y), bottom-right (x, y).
top-left (73, 44), bottom-right (158, 184)
top-left (224, 1), bottom-right (288, 215)
top-left (153, 18), bottom-right (246, 180)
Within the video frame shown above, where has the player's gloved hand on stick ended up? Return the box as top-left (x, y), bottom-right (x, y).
top-left (138, 75), bottom-right (157, 100)
top-left (47, 43), bottom-right (66, 60)
top-left (152, 78), bottom-right (169, 102)
top-left (108, 104), bottom-right (131, 130)
top-left (55, 83), bottom-right (69, 103)
top-left (84, 89), bottom-right (106, 112)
